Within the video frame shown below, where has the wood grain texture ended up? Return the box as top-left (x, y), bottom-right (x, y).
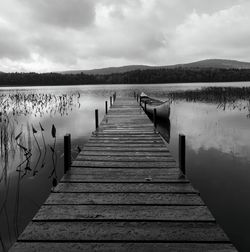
top-left (18, 222), bottom-right (228, 242)
top-left (54, 182), bottom-right (196, 193)
top-left (44, 193), bottom-right (204, 205)
top-left (10, 242), bottom-right (237, 252)
top-left (72, 160), bottom-right (177, 168)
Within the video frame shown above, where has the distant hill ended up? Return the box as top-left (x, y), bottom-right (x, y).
top-left (59, 59), bottom-right (250, 75)
top-left (175, 59), bottom-right (250, 69)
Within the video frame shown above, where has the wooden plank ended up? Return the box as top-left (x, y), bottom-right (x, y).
top-left (87, 140), bottom-right (164, 144)
top-left (17, 222), bottom-right (228, 242)
top-left (76, 155), bottom-right (175, 162)
top-left (9, 242), bottom-right (237, 252)
top-left (94, 132), bottom-right (159, 136)
top-left (44, 193), bottom-right (204, 205)
top-left (82, 147), bottom-right (169, 152)
top-left (72, 160), bottom-right (177, 168)
top-left (61, 175), bottom-right (182, 183)
top-left (64, 168), bottom-right (183, 182)
top-left (89, 136), bottom-right (162, 140)
top-left (54, 182), bottom-right (197, 193)
top-left (68, 167), bottom-right (180, 175)
top-left (79, 151), bottom-right (171, 156)
top-left (84, 144), bottom-right (166, 147)
top-left (33, 205), bottom-right (214, 221)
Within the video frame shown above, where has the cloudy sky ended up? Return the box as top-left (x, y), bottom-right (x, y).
top-left (0, 0), bottom-right (249, 72)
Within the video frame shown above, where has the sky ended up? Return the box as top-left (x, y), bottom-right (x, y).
top-left (0, 0), bottom-right (250, 72)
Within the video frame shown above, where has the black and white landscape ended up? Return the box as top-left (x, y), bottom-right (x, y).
top-left (1, 1), bottom-right (250, 252)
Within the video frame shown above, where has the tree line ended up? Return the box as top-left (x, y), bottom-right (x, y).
top-left (1, 68), bottom-right (250, 86)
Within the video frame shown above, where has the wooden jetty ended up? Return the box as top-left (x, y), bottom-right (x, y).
top-left (10, 95), bottom-right (237, 251)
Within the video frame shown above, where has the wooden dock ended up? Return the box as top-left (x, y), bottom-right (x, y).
top-left (10, 95), bottom-right (237, 251)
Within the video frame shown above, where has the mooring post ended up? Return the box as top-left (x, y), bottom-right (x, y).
top-left (64, 134), bottom-right (71, 174)
top-left (110, 96), bottom-right (112, 107)
top-left (105, 101), bottom-right (108, 114)
top-left (144, 101), bottom-right (147, 112)
top-left (153, 108), bottom-right (157, 128)
top-left (113, 93), bottom-right (115, 103)
top-left (139, 96), bottom-right (141, 107)
top-left (179, 134), bottom-right (186, 176)
top-left (95, 109), bottom-right (99, 130)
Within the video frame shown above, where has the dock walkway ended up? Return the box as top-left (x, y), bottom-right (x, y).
top-left (10, 95), bottom-right (237, 251)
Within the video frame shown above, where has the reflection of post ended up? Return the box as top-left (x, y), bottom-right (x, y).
top-left (95, 109), bottom-right (99, 130)
top-left (179, 134), bottom-right (186, 176)
top-left (110, 96), bottom-right (112, 107)
top-left (153, 108), bottom-right (157, 128)
top-left (105, 101), bottom-right (108, 114)
top-left (64, 134), bottom-right (71, 174)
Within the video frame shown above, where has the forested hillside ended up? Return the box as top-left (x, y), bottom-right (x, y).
top-left (1, 68), bottom-right (250, 86)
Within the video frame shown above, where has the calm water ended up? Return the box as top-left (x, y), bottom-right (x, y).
top-left (1, 82), bottom-right (250, 251)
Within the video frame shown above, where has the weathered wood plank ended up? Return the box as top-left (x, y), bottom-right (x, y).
top-left (72, 160), bottom-right (177, 168)
top-left (33, 205), bottom-right (214, 221)
top-left (94, 132), bottom-right (159, 136)
top-left (44, 193), bottom-right (204, 205)
top-left (98, 130), bottom-right (155, 133)
top-left (54, 182), bottom-right (197, 193)
top-left (84, 144), bottom-right (166, 148)
top-left (9, 242), bottom-right (237, 252)
top-left (89, 137), bottom-right (162, 140)
top-left (68, 167), bottom-right (180, 174)
top-left (93, 132), bottom-right (159, 137)
top-left (87, 138), bottom-right (163, 144)
top-left (18, 222), bottom-right (228, 241)
top-left (61, 175), bottom-right (183, 183)
top-left (63, 168), bottom-right (182, 182)
top-left (76, 155), bottom-right (175, 162)
top-left (82, 147), bottom-right (169, 152)
top-left (86, 141), bottom-right (164, 145)
top-left (79, 151), bottom-right (171, 156)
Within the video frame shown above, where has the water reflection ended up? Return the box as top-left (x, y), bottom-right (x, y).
top-left (168, 86), bottom-right (250, 118)
top-left (0, 90), bottom-right (82, 252)
top-left (156, 118), bottom-right (171, 143)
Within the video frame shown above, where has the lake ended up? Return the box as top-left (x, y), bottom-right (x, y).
top-left (1, 82), bottom-right (250, 251)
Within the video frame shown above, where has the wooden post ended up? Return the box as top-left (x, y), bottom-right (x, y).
top-left (139, 96), bottom-right (141, 106)
top-left (113, 94), bottom-right (115, 103)
top-left (95, 109), bottom-right (99, 130)
top-left (179, 134), bottom-right (186, 176)
top-left (136, 94), bottom-right (138, 102)
top-left (64, 134), bottom-right (71, 174)
top-left (110, 96), bottom-right (112, 107)
top-left (144, 101), bottom-right (147, 112)
top-left (105, 101), bottom-right (108, 114)
top-left (153, 108), bottom-right (157, 128)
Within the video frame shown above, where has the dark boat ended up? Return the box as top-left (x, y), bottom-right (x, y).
top-left (140, 92), bottom-right (170, 119)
